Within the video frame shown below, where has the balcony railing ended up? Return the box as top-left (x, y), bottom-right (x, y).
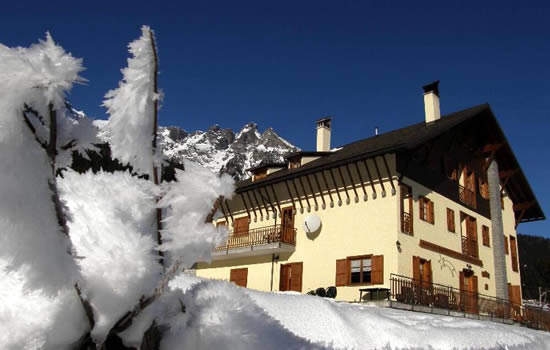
top-left (215, 224), bottom-right (296, 252)
top-left (458, 184), bottom-right (476, 208)
top-left (401, 212), bottom-right (413, 235)
top-left (390, 274), bottom-right (550, 332)
top-left (461, 236), bottom-right (479, 258)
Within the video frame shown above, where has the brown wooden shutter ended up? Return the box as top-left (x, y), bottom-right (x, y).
top-left (336, 259), bottom-right (348, 286)
top-left (412, 256), bottom-right (420, 282)
top-left (459, 271), bottom-right (465, 291)
top-left (510, 236), bottom-right (519, 272)
top-left (280, 264), bottom-right (289, 291)
top-left (419, 198), bottom-right (424, 220)
top-left (472, 275), bottom-right (478, 295)
top-left (371, 255), bottom-right (384, 284)
top-left (425, 260), bottom-right (433, 284)
top-left (230, 268), bottom-right (248, 287)
top-left (290, 262), bottom-right (303, 292)
top-left (428, 200), bottom-right (435, 224)
top-left (504, 236), bottom-right (509, 255)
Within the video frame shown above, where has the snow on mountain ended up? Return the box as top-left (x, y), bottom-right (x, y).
top-left (159, 122), bottom-right (298, 180)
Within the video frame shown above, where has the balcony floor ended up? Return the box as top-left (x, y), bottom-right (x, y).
top-left (212, 241), bottom-right (295, 260)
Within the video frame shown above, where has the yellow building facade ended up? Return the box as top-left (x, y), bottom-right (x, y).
top-left (196, 83), bottom-right (544, 306)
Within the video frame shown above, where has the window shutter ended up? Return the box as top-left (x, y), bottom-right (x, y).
top-left (472, 275), bottom-right (478, 295)
top-left (419, 198), bottom-right (424, 220)
top-left (428, 200), bottom-right (435, 224)
top-left (425, 260), bottom-right (433, 284)
top-left (412, 256), bottom-right (420, 282)
top-left (459, 271), bottom-right (465, 291)
top-left (371, 255), bottom-right (384, 284)
top-left (290, 263), bottom-right (303, 292)
top-left (335, 259), bottom-right (348, 286)
top-left (279, 265), bottom-right (288, 291)
top-left (504, 236), bottom-right (509, 255)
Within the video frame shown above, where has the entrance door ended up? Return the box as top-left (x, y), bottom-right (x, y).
top-left (279, 262), bottom-right (303, 292)
top-left (460, 270), bottom-right (478, 314)
top-left (281, 208), bottom-right (295, 244)
top-left (230, 268), bottom-right (248, 287)
top-left (413, 256), bottom-right (432, 305)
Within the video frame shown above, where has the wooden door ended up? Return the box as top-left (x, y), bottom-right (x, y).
top-left (279, 262), bottom-right (303, 292)
top-left (234, 217), bottom-right (249, 236)
top-left (460, 271), bottom-right (478, 314)
top-left (230, 268), bottom-right (248, 287)
top-left (281, 208), bottom-right (295, 244)
top-left (508, 283), bottom-right (522, 320)
top-left (465, 216), bottom-right (479, 258)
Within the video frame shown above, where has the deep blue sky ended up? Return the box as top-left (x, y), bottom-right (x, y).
top-left (2, 1), bottom-right (548, 237)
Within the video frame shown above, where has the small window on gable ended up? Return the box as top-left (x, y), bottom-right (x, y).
top-left (482, 225), bottom-right (490, 247)
top-left (419, 196), bottom-right (435, 224)
top-left (253, 170), bottom-right (267, 181)
top-left (447, 208), bottom-right (455, 232)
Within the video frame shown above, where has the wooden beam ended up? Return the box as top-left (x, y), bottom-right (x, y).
top-left (382, 154), bottom-right (395, 191)
top-left (321, 170), bottom-right (335, 203)
top-left (483, 152), bottom-right (497, 172)
top-left (313, 172), bottom-right (327, 206)
top-left (252, 189), bottom-right (266, 218)
top-left (245, 191), bottom-right (257, 220)
top-left (239, 193), bottom-right (251, 220)
top-left (329, 167), bottom-right (343, 202)
top-left (298, 176), bottom-right (312, 208)
top-left (353, 161), bottom-right (368, 197)
top-left (336, 166), bottom-right (351, 201)
top-left (306, 174), bottom-right (319, 209)
top-left (516, 208), bottom-right (527, 228)
top-left (499, 169), bottom-right (519, 179)
top-left (344, 164), bottom-right (359, 200)
top-left (372, 157), bottom-right (386, 193)
top-left (362, 159), bottom-right (377, 194)
top-left (205, 195), bottom-right (224, 223)
top-left (260, 187), bottom-right (275, 217)
top-left (269, 184), bottom-right (282, 214)
top-left (284, 180), bottom-right (296, 210)
top-left (219, 201), bottom-right (229, 224)
top-left (513, 201), bottom-right (535, 211)
top-left (291, 178), bottom-right (304, 211)
top-left (223, 199), bottom-right (234, 223)
top-left (482, 143), bottom-right (503, 154)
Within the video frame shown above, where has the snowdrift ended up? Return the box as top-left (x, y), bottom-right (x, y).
top-left (164, 275), bottom-right (550, 350)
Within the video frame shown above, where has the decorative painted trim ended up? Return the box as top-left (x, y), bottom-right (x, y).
top-left (419, 239), bottom-right (483, 267)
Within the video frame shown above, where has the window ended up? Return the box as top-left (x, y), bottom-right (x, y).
top-left (230, 268), bottom-right (248, 287)
top-left (335, 255), bottom-right (384, 286)
top-left (253, 169), bottom-right (267, 181)
top-left (419, 196), bottom-right (434, 224)
top-left (482, 225), bottom-right (490, 247)
top-left (479, 176), bottom-right (489, 200)
top-left (400, 184), bottom-right (413, 235)
top-left (350, 257), bottom-right (371, 284)
top-left (289, 159), bottom-right (301, 169)
top-left (447, 208), bottom-right (455, 232)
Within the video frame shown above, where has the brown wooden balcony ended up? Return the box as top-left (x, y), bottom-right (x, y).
top-left (212, 224), bottom-right (296, 260)
top-left (458, 184), bottom-right (476, 208)
top-left (390, 274), bottom-right (550, 332)
top-left (461, 236), bottom-right (479, 259)
top-left (401, 212), bottom-right (413, 235)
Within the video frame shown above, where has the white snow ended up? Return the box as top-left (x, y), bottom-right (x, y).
top-left (159, 160), bottom-right (234, 268)
top-left (103, 25), bottom-right (161, 177)
top-left (159, 275), bottom-right (550, 350)
top-left (58, 170), bottom-right (162, 343)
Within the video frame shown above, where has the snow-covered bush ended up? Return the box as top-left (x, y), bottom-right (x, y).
top-left (0, 27), bottom-right (234, 349)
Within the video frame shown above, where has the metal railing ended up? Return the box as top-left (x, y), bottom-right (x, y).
top-left (401, 212), bottom-right (413, 235)
top-left (214, 224), bottom-right (297, 251)
top-left (458, 184), bottom-right (476, 208)
top-left (390, 274), bottom-right (550, 332)
top-left (461, 235), bottom-right (479, 258)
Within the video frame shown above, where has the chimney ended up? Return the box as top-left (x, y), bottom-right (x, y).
top-left (422, 80), bottom-right (441, 123)
top-left (316, 117), bottom-right (332, 152)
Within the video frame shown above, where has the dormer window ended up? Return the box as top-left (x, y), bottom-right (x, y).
top-left (253, 169), bottom-right (267, 181)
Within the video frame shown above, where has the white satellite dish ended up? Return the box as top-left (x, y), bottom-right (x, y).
top-left (303, 214), bottom-right (321, 233)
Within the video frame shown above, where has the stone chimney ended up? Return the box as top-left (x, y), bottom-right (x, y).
top-left (316, 117), bottom-right (332, 152)
top-left (423, 80), bottom-right (441, 123)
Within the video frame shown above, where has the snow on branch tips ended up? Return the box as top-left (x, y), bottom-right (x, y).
top-left (103, 25), bottom-right (162, 178)
top-left (159, 160), bottom-right (234, 268)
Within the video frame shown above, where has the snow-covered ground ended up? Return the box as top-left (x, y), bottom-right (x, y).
top-left (164, 274), bottom-right (550, 350)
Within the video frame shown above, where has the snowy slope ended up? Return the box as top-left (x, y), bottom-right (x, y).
top-left (163, 275), bottom-right (550, 350)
